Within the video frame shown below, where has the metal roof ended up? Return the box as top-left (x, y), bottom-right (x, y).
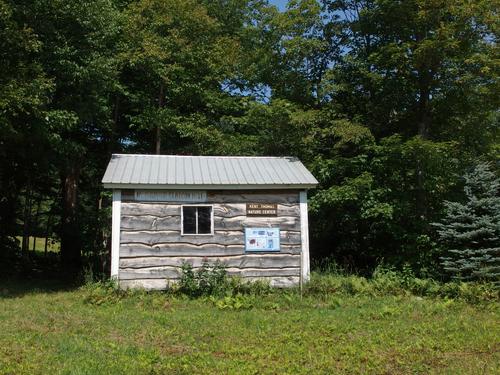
top-left (102, 154), bottom-right (318, 189)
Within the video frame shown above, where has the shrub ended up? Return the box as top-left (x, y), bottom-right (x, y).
top-left (305, 265), bottom-right (499, 303)
top-left (177, 260), bottom-right (229, 297)
top-left (81, 279), bottom-right (125, 306)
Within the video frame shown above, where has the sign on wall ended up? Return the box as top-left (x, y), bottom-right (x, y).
top-left (134, 190), bottom-right (207, 202)
top-left (245, 227), bottom-right (280, 252)
top-left (246, 203), bottom-right (278, 216)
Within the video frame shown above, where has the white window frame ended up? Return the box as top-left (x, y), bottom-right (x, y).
top-left (181, 204), bottom-right (214, 236)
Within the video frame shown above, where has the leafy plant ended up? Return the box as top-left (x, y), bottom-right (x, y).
top-left (81, 279), bottom-right (124, 306)
top-left (209, 294), bottom-right (254, 310)
top-left (177, 260), bottom-right (229, 297)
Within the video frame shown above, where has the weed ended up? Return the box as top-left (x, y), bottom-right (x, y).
top-left (209, 294), bottom-right (254, 310)
top-left (81, 279), bottom-right (124, 306)
top-left (177, 260), bottom-right (228, 297)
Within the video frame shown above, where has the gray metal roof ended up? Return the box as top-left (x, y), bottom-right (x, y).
top-left (102, 154), bottom-right (318, 189)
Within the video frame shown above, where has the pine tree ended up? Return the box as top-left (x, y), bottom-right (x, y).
top-left (434, 163), bottom-right (500, 282)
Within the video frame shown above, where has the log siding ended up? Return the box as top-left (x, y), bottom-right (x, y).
top-left (118, 192), bottom-right (303, 288)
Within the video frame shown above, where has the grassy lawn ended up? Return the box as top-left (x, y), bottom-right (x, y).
top-left (14, 236), bottom-right (60, 253)
top-left (0, 279), bottom-right (498, 374)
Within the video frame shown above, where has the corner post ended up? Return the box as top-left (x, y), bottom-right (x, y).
top-left (111, 189), bottom-right (121, 279)
top-left (299, 190), bottom-right (310, 282)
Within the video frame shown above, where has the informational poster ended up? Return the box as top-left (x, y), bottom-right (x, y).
top-left (245, 228), bottom-right (280, 252)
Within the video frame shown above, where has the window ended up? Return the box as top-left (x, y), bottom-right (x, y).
top-left (182, 205), bottom-right (213, 235)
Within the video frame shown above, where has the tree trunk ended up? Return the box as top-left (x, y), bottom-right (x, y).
top-left (44, 212), bottom-right (52, 256)
top-left (60, 163), bottom-right (81, 270)
top-left (155, 84), bottom-right (165, 155)
top-left (32, 198), bottom-right (42, 253)
top-left (155, 124), bottom-right (161, 155)
top-left (416, 73), bottom-right (432, 221)
top-left (21, 187), bottom-right (32, 258)
top-left (417, 86), bottom-right (431, 139)
top-left (108, 94), bottom-right (120, 155)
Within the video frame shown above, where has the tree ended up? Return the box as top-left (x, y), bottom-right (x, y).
top-left (434, 163), bottom-right (500, 282)
top-left (324, 0), bottom-right (499, 221)
top-left (0, 0), bottom-right (52, 257)
top-left (14, 0), bottom-right (123, 269)
top-left (121, 0), bottom-right (241, 154)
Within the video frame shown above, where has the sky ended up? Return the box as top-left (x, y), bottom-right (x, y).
top-left (269, 0), bottom-right (288, 11)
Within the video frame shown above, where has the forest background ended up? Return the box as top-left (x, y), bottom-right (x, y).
top-left (1, 0), bottom-right (498, 280)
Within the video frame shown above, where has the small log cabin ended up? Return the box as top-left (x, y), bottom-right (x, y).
top-left (102, 154), bottom-right (318, 289)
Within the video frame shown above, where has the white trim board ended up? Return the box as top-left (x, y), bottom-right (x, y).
top-left (299, 190), bottom-right (310, 283)
top-left (103, 183), bottom-right (317, 190)
top-left (111, 189), bottom-right (121, 279)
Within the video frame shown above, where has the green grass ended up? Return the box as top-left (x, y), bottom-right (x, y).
top-left (0, 276), bottom-right (498, 374)
top-left (15, 236), bottom-right (60, 253)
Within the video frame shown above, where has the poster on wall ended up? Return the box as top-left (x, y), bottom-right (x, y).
top-left (245, 228), bottom-right (280, 252)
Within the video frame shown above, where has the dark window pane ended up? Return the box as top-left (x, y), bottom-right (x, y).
top-left (183, 206), bottom-right (196, 234)
top-left (197, 206), bottom-right (212, 234)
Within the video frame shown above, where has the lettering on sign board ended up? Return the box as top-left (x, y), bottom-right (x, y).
top-left (246, 203), bottom-right (278, 216)
top-left (134, 190), bottom-right (207, 202)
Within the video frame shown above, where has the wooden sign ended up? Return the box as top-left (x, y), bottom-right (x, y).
top-left (246, 203), bottom-right (277, 216)
top-left (134, 190), bottom-right (207, 202)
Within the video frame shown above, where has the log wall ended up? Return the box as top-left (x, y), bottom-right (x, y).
top-left (119, 191), bottom-right (302, 288)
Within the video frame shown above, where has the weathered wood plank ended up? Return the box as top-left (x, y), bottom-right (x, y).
top-left (120, 230), bottom-right (301, 246)
top-left (121, 203), bottom-right (180, 216)
top-left (121, 213), bottom-right (300, 231)
top-left (246, 276), bottom-right (300, 288)
top-left (121, 215), bottom-right (180, 231)
top-left (119, 268), bottom-right (181, 280)
top-left (119, 279), bottom-right (171, 290)
top-left (119, 254), bottom-right (301, 269)
top-left (213, 204), bottom-right (246, 217)
top-left (119, 276), bottom-right (300, 290)
top-left (215, 216), bottom-right (300, 231)
top-left (207, 193), bottom-right (299, 204)
top-left (121, 244), bottom-right (245, 257)
top-left (121, 201), bottom-right (300, 217)
top-left (119, 267), bottom-right (300, 280)
top-left (214, 204), bottom-right (300, 217)
top-left (120, 215), bottom-right (301, 233)
top-left (120, 230), bottom-right (240, 245)
top-left (122, 203), bottom-right (299, 218)
top-left (119, 243), bottom-right (301, 257)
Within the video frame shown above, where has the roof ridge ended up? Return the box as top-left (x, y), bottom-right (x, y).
top-left (112, 154), bottom-right (298, 159)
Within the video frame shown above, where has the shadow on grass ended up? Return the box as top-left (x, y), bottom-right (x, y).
top-left (0, 277), bottom-right (81, 299)
top-left (0, 253), bottom-right (84, 298)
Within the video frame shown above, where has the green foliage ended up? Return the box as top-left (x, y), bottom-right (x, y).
top-left (209, 294), bottom-right (254, 310)
top-left (305, 268), bottom-right (498, 304)
top-left (434, 162), bottom-right (500, 282)
top-left (1, 0), bottom-right (498, 280)
top-left (81, 279), bottom-right (124, 306)
top-left (1, 278), bottom-right (499, 374)
top-left (177, 260), bottom-right (229, 297)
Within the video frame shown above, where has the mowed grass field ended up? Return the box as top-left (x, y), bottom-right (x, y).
top-left (14, 236), bottom-right (60, 253)
top-left (0, 279), bottom-right (498, 375)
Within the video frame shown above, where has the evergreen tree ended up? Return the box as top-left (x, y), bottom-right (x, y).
top-left (434, 163), bottom-right (500, 282)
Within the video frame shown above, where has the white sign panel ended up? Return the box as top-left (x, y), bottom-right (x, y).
top-left (245, 227), bottom-right (280, 252)
top-left (135, 190), bottom-right (207, 202)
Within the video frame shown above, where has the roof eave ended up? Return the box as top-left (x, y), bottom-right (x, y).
top-left (102, 183), bottom-right (318, 190)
